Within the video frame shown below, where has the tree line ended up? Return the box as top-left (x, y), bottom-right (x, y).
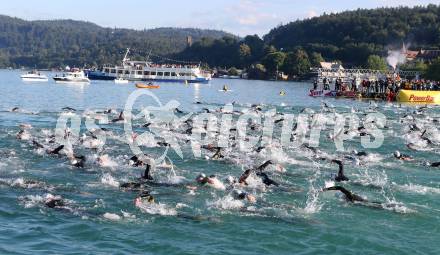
top-left (175, 4), bottom-right (440, 80)
top-left (2, 5), bottom-right (440, 80)
top-left (0, 15), bottom-right (231, 68)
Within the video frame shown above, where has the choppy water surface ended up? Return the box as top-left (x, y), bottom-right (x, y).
top-left (1, 69), bottom-right (440, 255)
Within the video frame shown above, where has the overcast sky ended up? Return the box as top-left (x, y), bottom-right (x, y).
top-left (1, 0), bottom-right (439, 36)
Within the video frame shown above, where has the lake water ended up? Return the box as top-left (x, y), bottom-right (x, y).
top-left (0, 69), bottom-right (439, 254)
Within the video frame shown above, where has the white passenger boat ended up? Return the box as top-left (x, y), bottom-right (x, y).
top-left (53, 69), bottom-right (90, 84)
top-left (85, 48), bottom-right (212, 83)
top-left (21, 70), bottom-right (48, 82)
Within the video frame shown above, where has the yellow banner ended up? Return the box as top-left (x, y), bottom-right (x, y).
top-left (397, 90), bottom-right (440, 104)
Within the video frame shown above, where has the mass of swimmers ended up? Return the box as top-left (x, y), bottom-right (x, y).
top-left (314, 76), bottom-right (440, 100)
top-left (6, 102), bottom-right (440, 220)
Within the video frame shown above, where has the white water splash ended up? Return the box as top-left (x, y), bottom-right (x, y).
top-left (394, 182), bottom-right (440, 195)
top-left (136, 202), bottom-right (177, 216)
top-left (97, 154), bottom-right (118, 168)
top-left (302, 171), bottom-right (323, 214)
top-left (207, 195), bottom-right (245, 210)
top-left (100, 173), bottom-right (120, 188)
top-left (103, 212), bottom-right (122, 221)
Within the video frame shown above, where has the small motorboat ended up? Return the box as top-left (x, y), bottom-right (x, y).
top-left (53, 69), bottom-right (90, 84)
top-left (136, 83), bottom-right (160, 89)
top-left (21, 70), bottom-right (48, 82)
top-left (114, 78), bottom-right (129, 84)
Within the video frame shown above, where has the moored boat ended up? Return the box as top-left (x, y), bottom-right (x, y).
top-left (84, 69), bottom-right (116, 80)
top-left (91, 48), bottom-right (211, 83)
top-left (20, 70), bottom-right (48, 82)
top-left (53, 69), bottom-right (90, 84)
top-left (114, 77), bottom-right (129, 84)
top-left (135, 83), bottom-right (160, 89)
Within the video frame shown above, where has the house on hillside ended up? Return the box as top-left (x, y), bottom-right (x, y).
top-left (403, 48), bottom-right (440, 62)
top-left (418, 50), bottom-right (440, 61)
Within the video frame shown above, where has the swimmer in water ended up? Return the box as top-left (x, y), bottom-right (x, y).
top-left (211, 147), bottom-right (224, 160)
top-left (120, 165), bottom-right (154, 190)
top-left (16, 130), bottom-right (30, 140)
top-left (393, 151), bottom-right (413, 161)
top-left (134, 191), bottom-right (155, 207)
top-left (142, 164), bottom-right (154, 181)
top-left (111, 111), bottom-right (124, 123)
top-left (239, 160), bottom-right (279, 187)
top-left (222, 85), bottom-right (229, 92)
top-left (256, 172), bottom-right (279, 186)
top-left (426, 162), bottom-right (440, 167)
top-left (48, 145), bottom-right (65, 155)
top-left (195, 174), bottom-right (225, 190)
top-left (196, 173), bottom-right (213, 185)
top-left (322, 186), bottom-right (366, 203)
top-left (352, 150), bottom-right (368, 157)
top-left (129, 154), bottom-right (150, 167)
top-left (70, 155), bottom-right (86, 168)
top-left (62, 107), bottom-right (76, 112)
top-left (331, 160), bottom-right (349, 182)
top-left (45, 197), bottom-right (65, 208)
top-left (232, 190), bottom-right (256, 203)
top-left (322, 186), bottom-right (385, 208)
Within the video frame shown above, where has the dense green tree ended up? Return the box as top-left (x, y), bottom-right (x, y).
top-left (400, 60), bottom-right (428, 74)
top-left (310, 52), bottom-right (325, 67)
top-left (243, 35), bottom-right (265, 62)
top-left (366, 55), bottom-right (388, 71)
top-left (238, 43), bottom-right (252, 66)
top-left (282, 50), bottom-right (311, 77)
top-left (426, 58), bottom-right (440, 81)
top-left (262, 51), bottom-right (286, 75)
top-left (248, 64), bottom-right (267, 80)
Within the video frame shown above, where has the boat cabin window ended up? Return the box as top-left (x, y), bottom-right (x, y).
top-left (151, 72), bottom-right (156, 76)
top-left (118, 70), bottom-right (123, 74)
top-left (111, 69), bottom-right (116, 73)
top-left (157, 72), bottom-right (163, 76)
top-left (125, 70), bottom-right (130, 75)
top-left (144, 71), bottom-right (150, 75)
top-left (171, 72), bottom-right (177, 76)
top-left (164, 72), bottom-right (170, 76)
top-left (104, 68), bottom-right (110, 73)
top-left (137, 71), bottom-right (142, 75)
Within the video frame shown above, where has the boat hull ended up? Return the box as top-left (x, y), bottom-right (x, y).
top-left (84, 70), bottom-right (116, 80)
top-left (53, 77), bottom-right (90, 84)
top-left (86, 70), bottom-right (210, 83)
top-left (397, 90), bottom-right (440, 104)
top-left (21, 77), bottom-right (48, 82)
top-left (135, 83), bottom-right (160, 89)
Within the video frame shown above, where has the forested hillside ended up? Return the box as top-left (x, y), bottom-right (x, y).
top-left (0, 15), bottom-right (231, 68)
top-left (264, 5), bottom-right (440, 66)
top-left (176, 5), bottom-right (440, 79)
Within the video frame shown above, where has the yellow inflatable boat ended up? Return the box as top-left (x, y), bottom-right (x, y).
top-left (397, 90), bottom-right (440, 104)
